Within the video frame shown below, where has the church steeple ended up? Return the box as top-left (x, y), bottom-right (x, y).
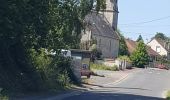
top-left (103, 0), bottom-right (118, 30)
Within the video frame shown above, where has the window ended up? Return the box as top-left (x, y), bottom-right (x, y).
top-left (156, 46), bottom-right (161, 53)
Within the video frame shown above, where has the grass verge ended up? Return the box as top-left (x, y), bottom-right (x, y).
top-left (166, 91), bottom-right (170, 100)
top-left (90, 63), bottom-right (118, 71)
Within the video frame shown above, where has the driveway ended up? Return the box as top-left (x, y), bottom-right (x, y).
top-left (61, 68), bottom-right (170, 100)
top-left (82, 69), bottom-right (137, 89)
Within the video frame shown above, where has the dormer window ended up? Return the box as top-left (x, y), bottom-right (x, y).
top-left (156, 46), bottom-right (161, 53)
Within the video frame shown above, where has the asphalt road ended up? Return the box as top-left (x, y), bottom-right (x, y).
top-left (62, 68), bottom-right (170, 100)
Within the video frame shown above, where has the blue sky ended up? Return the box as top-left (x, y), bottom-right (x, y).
top-left (118, 0), bottom-right (170, 42)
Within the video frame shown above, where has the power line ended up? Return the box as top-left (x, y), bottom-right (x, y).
top-left (119, 25), bottom-right (170, 28)
top-left (120, 31), bottom-right (155, 35)
top-left (119, 15), bottom-right (170, 26)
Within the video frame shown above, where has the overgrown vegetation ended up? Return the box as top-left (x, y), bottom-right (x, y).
top-left (130, 41), bottom-right (149, 68)
top-left (118, 56), bottom-right (132, 63)
top-left (0, 95), bottom-right (8, 100)
top-left (89, 40), bottom-right (103, 61)
top-left (0, 88), bottom-right (9, 100)
top-left (90, 63), bottom-right (118, 71)
top-left (117, 29), bottom-right (129, 56)
top-left (166, 91), bottom-right (170, 100)
top-left (0, 0), bottom-right (106, 94)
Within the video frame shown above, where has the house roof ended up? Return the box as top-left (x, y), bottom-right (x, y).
top-left (125, 39), bottom-right (136, 54)
top-left (125, 39), bottom-right (160, 56)
top-left (84, 12), bottom-right (119, 40)
top-left (154, 38), bottom-right (170, 52)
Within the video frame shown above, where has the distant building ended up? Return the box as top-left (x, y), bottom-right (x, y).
top-left (125, 39), bottom-right (160, 60)
top-left (147, 38), bottom-right (170, 60)
top-left (80, 0), bottom-right (120, 58)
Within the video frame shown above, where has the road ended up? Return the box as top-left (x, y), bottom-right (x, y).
top-left (62, 68), bottom-right (170, 100)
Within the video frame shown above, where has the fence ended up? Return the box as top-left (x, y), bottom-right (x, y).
top-left (148, 61), bottom-right (170, 69)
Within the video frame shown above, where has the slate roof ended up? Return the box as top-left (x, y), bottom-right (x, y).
top-left (125, 39), bottom-right (160, 56)
top-left (84, 12), bottom-right (119, 39)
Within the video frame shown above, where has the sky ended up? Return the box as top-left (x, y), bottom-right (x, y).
top-left (118, 0), bottom-right (170, 43)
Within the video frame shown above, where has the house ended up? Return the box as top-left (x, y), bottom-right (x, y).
top-left (80, 0), bottom-right (120, 58)
top-left (147, 38), bottom-right (170, 60)
top-left (125, 39), bottom-right (160, 61)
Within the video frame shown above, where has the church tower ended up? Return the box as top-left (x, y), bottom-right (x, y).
top-left (103, 0), bottom-right (118, 30)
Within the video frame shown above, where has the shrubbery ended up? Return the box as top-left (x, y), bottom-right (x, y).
top-left (0, 88), bottom-right (9, 100)
top-left (118, 56), bottom-right (131, 63)
top-left (0, 0), bottom-right (106, 95)
top-left (166, 91), bottom-right (170, 100)
top-left (28, 48), bottom-right (78, 90)
top-left (130, 41), bottom-right (149, 68)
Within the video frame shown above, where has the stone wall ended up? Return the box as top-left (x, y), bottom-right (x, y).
top-left (93, 34), bottom-right (119, 58)
top-left (102, 0), bottom-right (118, 30)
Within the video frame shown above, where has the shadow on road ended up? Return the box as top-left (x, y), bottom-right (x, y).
top-left (83, 83), bottom-right (150, 91)
top-left (62, 92), bottom-right (164, 100)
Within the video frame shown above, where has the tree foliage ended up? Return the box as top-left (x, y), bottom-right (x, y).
top-left (130, 41), bottom-right (149, 68)
top-left (136, 35), bottom-right (143, 42)
top-left (117, 30), bottom-right (128, 56)
top-left (155, 32), bottom-right (166, 40)
top-left (154, 32), bottom-right (170, 42)
top-left (0, 0), bottom-right (106, 93)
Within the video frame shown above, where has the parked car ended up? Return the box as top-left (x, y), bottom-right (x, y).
top-left (81, 64), bottom-right (93, 78)
top-left (156, 64), bottom-right (169, 70)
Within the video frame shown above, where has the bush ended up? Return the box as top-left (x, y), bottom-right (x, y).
top-left (118, 56), bottom-right (131, 63)
top-left (0, 88), bottom-right (9, 100)
top-left (28, 48), bottom-right (78, 90)
top-left (0, 95), bottom-right (8, 100)
top-left (130, 41), bottom-right (149, 68)
top-left (166, 91), bottom-right (170, 100)
top-left (90, 44), bottom-right (102, 60)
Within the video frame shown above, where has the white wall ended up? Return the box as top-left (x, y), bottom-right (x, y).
top-left (147, 39), bottom-right (168, 56)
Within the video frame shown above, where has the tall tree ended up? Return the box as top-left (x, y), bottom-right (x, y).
top-left (0, 0), bottom-right (107, 92)
top-left (155, 32), bottom-right (166, 40)
top-left (136, 35), bottom-right (143, 42)
top-left (130, 41), bottom-right (149, 68)
top-left (117, 29), bottom-right (128, 56)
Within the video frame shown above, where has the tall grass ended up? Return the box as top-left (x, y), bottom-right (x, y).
top-left (90, 63), bottom-right (118, 71)
top-left (166, 91), bottom-right (170, 100)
